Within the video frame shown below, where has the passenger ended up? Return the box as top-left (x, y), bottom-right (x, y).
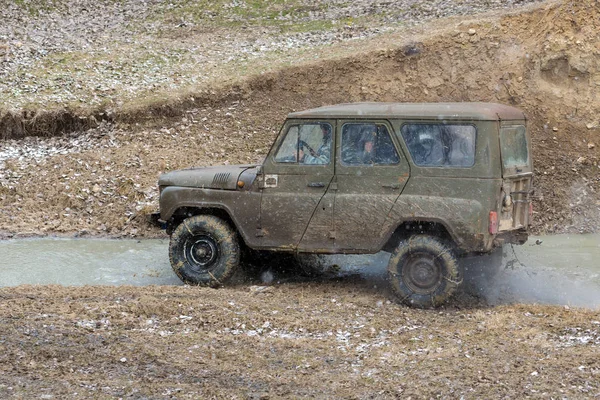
top-left (341, 125), bottom-right (376, 165)
top-left (359, 129), bottom-right (376, 164)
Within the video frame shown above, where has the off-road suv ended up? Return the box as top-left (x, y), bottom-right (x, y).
top-left (155, 102), bottom-right (534, 307)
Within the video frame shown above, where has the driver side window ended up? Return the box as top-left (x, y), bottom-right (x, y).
top-left (274, 123), bottom-right (332, 165)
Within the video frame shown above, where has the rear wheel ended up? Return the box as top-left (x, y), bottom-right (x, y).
top-left (387, 235), bottom-right (461, 308)
top-left (169, 215), bottom-right (240, 287)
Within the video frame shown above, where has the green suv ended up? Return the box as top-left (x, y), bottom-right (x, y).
top-left (155, 102), bottom-right (534, 307)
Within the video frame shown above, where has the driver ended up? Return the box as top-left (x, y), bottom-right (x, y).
top-left (300, 124), bottom-right (332, 165)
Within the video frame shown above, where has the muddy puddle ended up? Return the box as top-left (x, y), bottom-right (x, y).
top-left (0, 234), bottom-right (598, 308)
top-left (0, 238), bottom-right (182, 287)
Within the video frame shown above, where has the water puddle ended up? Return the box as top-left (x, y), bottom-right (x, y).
top-left (482, 234), bottom-right (600, 308)
top-left (0, 234), bottom-right (598, 307)
top-left (0, 238), bottom-right (181, 286)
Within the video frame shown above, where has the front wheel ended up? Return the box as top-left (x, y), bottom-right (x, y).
top-left (387, 235), bottom-right (461, 308)
top-left (169, 215), bottom-right (240, 287)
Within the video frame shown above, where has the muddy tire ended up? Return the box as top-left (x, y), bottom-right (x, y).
top-left (169, 215), bottom-right (240, 287)
top-left (387, 235), bottom-right (461, 308)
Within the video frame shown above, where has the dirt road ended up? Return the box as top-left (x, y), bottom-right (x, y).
top-left (1, 236), bottom-right (599, 398)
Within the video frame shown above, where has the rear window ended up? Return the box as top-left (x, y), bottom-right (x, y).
top-left (500, 126), bottom-right (529, 168)
top-left (400, 124), bottom-right (476, 167)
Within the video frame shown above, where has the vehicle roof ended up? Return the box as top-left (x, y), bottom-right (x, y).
top-left (287, 102), bottom-right (526, 121)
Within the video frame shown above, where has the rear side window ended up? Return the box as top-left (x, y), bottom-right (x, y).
top-left (341, 123), bottom-right (399, 165)
top-left (500, 125), bottom-right (528, 168)
top-left (400, 124), bottom-right (476, 167)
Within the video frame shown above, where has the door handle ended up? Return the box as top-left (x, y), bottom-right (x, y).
top-left (308, 182), bottom-right (326, 188)
top-left (382, 183), bottom-right (401, 189)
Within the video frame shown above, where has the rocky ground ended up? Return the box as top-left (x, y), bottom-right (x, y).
top-left (0, 283), bottom-right (599, 398)
top-left (1, 0), bottom-right (545, 112)
top-left (1, 0), bottom-right (599, 239)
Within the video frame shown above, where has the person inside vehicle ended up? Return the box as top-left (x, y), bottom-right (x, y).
top-left (341, 124), bottom-right (376, 165)
top-left (300, 124), bottom-right (332, 164)
top-left (359, 129), bottom-right (376, 164)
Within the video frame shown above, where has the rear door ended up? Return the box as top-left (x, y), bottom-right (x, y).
top-left (498, 123), bottom-right (534, 230)
top-left (331, 120), bottom-right (410, 251)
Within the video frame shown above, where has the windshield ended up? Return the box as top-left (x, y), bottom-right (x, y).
top-left (500, 125), bottom-right (529, 168)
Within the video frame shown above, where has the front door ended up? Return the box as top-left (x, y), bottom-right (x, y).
top-left (332, 120), bottom-right (410, 251)
top-left (258, 120), bottom-right (335, 250)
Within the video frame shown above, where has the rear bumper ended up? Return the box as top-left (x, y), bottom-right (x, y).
top-left (493, 228), bottom-right (528, 247)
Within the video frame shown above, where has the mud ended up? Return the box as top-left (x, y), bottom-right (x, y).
top-left (1, 235), bottom-right (599, 398)
top-left (464, 234), bottom-right (600, 308)
top-left (0, 281), bottom-right (599, 398)
top-left (1, 2), bottom-right (599, 397)
top-left (0, 238), bottom-right (179, 286)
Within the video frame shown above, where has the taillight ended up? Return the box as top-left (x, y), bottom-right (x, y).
top-left (529, 202), bottom-right (533, 217)
top-left (489, 211), bottom-right (498, 235)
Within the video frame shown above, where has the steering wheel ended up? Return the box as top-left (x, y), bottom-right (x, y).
top-left (298, 140), bottom-right (317, 157)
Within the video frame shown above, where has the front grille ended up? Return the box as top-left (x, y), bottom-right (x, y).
top-left (212, 172), bottom-right (230, 188)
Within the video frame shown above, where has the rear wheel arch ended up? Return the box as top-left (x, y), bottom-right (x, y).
top-left (382, 219), bottom-right (459, 253)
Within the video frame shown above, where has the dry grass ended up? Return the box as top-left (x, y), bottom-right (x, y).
top-left (0, 284), bottom-right (598, 398)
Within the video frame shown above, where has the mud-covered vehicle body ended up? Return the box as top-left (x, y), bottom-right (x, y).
top-left (156, 102), bottom-right (534, 307)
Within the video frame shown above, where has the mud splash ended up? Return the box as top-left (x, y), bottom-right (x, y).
top-left (478, 234), bottom-right (600, 308)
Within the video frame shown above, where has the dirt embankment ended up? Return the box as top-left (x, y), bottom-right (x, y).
top-left (0, 0), bottom-right (546, 139)
top-left (0, 0), bottom-right (599, 238)
top-left (0, 284), bottom-right (599, 398)
top-left (239, 0), bottom-right (600, 234)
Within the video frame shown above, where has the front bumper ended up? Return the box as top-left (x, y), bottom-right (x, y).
top-left (148, 212), bottom-right (167, 229)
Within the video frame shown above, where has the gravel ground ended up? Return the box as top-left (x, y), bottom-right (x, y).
top-left (0, 284), bottom-right (599, 398)
top-left (0, 0), bottom-right (545, 111)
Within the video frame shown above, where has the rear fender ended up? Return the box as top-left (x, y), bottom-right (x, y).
top-left (380, 195), bottom-right (491, 253)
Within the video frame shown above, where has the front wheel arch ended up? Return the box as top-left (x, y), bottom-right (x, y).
top-left (168, 206), bottom-right (238, 235)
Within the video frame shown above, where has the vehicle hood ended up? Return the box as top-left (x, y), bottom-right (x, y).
top-left (158, 165), bottom-right (259, 190)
